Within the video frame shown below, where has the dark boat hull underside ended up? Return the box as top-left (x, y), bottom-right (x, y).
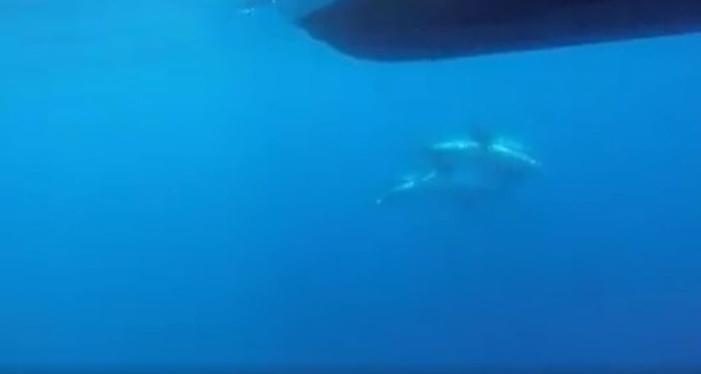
top-left (297, 0), bottom-right (701, 61)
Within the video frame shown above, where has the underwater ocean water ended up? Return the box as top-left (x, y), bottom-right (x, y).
top-left (1, 0), bottom-right (701, 371)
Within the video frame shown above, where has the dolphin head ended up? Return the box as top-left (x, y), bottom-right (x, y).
top-left (487, 143), bottom-right (543, 184)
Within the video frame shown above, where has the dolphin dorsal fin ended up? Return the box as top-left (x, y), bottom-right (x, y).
top-left (468, 124), bottom-right (494, 148)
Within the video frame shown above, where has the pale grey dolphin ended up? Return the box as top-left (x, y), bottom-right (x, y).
top-left (377, 127), bottom-right (541, 206)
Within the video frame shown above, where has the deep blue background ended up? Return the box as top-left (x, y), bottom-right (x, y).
top-left (1, 0), bottom-right (700, 370)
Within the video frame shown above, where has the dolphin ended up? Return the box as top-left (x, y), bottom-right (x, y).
top-left (426, 126), bottom-right (541, 184)
top-left (378, 127), bottom-right (541, 206)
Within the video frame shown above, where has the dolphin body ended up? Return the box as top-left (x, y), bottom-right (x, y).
top-left (428, 137), bottom-right (542, 184)
top-left (377, 134), bottom-right (541, 206)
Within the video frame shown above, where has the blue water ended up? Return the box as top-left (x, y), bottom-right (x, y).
top-left (2, 1), bottom-right (701, 370)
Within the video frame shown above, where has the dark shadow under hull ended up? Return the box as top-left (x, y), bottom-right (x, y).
top-left (297, 0), bottom-right (701, 61)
